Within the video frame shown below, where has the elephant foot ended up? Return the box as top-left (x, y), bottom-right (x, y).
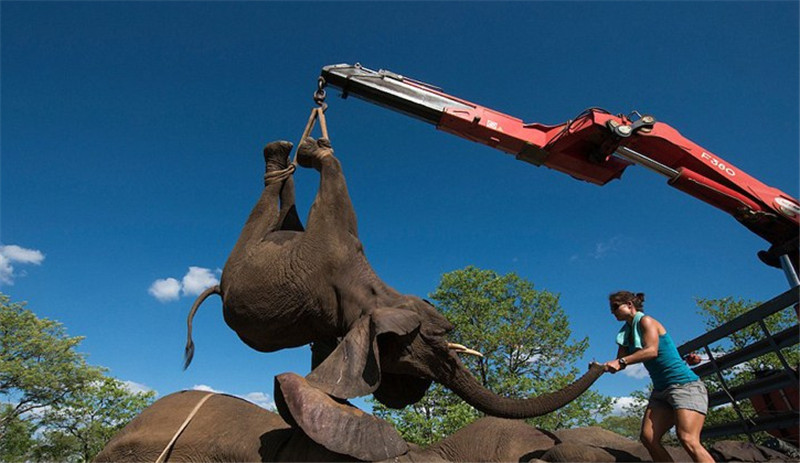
top-left (297, 137), bottom-right (333, 170)
top-left (274, 372), bottom-right (408, 461)
top-left (264, 140), bottom-right (293, 173)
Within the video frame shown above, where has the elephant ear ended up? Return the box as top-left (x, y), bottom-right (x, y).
top-left (371, 307), bottom-right (421, 337)
top-left (306, 309), bottom-right (421, 399)
top-left (305, 315), bottom-right (378, 399)
top-left (275, 372), bottom-right (408, 461)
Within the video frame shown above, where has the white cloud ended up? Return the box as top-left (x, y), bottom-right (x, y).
top-left (148, 266), bottom-right (220, 302)
top-left (610, 395), bottom-right (647, 416)
top-left (192, 384), bottom-right (223, 393)
top-left (0, 244), bottom-right (45, 285)
top-left (621, 363), bottom-right (649, 380)
top-left (242, 391), bottom-right (276, 410)
top-left (148, 278), bottom-right (181, 302)
top-left (1, 245), bottom-right (45, 264)
top-left (590, 236), bottom-right (622, 259)
top-left (191, 385), bottom-right (274, 410)
top-left (181, 267), bottom-right (220, 296)
top-left (123, 380), bottom-right (156, 396)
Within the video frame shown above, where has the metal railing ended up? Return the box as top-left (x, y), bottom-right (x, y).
top-left (676, 288), bottom-right (799, 442)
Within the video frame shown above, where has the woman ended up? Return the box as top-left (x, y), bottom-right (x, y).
top-left (604, 291), bottom-right (714, 463)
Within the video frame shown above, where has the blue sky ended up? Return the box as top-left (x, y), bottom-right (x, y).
top-left (2, 2), bottom-right (798, 414)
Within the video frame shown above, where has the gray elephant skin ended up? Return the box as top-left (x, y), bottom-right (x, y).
top-left (95, 391), bottom-right (793, 463)
top-left (181, 138), bottom-right (605, 458)
top-left (94, 390), bottom-right (559, 462)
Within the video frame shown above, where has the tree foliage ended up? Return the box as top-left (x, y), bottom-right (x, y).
top-left (0, 294), bottom-right (102, 429)
top-left (0, 293), bottom-right (155, 462)
top-left (372, 266), bottom-right (613, 445)
top-left (35, 376), bottom-right (156, 462)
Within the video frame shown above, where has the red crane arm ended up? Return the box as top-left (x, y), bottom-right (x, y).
top-left (320, 64), bottom-right (799, 266)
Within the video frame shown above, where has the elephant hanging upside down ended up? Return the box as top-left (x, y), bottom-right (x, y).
top-left (184, 137), bottom-right (605, 459)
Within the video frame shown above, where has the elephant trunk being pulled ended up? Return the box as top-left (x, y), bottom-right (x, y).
top-left (440, 355), bottom-right (605, 419)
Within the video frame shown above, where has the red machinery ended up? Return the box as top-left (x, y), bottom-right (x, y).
top-left (319, 63), bottom-right (799, 277)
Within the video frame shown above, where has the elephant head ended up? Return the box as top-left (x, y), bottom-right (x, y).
top-left (302, 294), bottom-right (605, 418)
top-left (183, 138), bottom-right (604, 459)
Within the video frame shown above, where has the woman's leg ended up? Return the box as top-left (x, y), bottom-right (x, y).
top-left (675, 409), bottom-right (715, 463)
top-left (640, 404), bottom-right (675, 462)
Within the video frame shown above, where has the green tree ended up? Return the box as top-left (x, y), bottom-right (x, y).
top-left (0, 405), bottom-right (36, 462)
top-left (372, 266), bottom-right (613, 445)
top-left (0, 294), bottom-right (103, 433)
top-left (34, 376), bottom-right (156, 462)
top-left (0, 294), bottom-right (155, 461)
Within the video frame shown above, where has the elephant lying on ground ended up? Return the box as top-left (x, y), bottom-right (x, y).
top-left (183, 138), bottom-right (604, 459)
top-left (95, 391), bottom-right (793, 463)
top-left (94, 390), bottom-right (559, 462)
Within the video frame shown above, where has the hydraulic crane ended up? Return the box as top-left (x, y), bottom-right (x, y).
top-left (318, 63), bottom-right (799, 283)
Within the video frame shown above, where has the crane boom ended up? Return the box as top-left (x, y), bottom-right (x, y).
top-left (319, 63), bottom-right (799, 272)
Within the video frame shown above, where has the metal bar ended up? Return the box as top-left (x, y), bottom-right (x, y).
top-left (678, 288), bottom-right (799, 355)
top-left (701, 411), bottom-right (800, 439)
top-left (757, 319), bottom-right (796, 378)
top-left (707, 369), bottom-right (798, 407)
top-left (321, 64), bottom-right (470, 125)
top-left (780, 254), bottom-right (800, 288)
top-left (703, 344), bottom-right (754, 442)
top-left (614, 146), bottom-right (680, 179)
top-left (690, 325), bottom-right (799, 377)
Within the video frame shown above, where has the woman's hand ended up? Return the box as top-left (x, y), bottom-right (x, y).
top-left (604, 360), bottom-right (622, 373)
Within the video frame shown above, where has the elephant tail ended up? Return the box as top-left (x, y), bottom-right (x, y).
top-left (183, 285), bottom-right (222, 370)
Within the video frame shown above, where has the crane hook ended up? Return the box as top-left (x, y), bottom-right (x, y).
top-left (314, 76), bottom-right (327, 112)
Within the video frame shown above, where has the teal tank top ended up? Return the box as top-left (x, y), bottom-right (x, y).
top-left (641, 332), bottom-right (699, 390)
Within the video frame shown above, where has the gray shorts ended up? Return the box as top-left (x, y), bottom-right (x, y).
top-left (648, 380), bottom-right (708, 415)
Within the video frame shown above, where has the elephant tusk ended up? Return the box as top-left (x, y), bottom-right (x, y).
top-left (447, 342), bottom-right (484, 358)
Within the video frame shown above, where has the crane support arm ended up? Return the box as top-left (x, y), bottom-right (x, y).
top-left (320, 63), bottom-right (799, 265)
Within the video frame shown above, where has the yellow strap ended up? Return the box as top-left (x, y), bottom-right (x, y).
top-left (155, 392), bottom-right (214, 463)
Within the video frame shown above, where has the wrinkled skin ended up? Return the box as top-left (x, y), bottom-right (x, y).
top-left (94, 391), bottom-right (556, 463)
top-left (184, 138), bottom-right (604, 458)
top-left (96, 392), bottom-right (787, 463)
top-left (550, 427), bottom-right (690, 462)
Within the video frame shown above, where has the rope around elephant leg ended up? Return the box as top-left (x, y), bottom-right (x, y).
top-left (264, 163), bottom-right (297, 185)
top-left (155, 392), bottom-right (215, 463)
top-left (264, 105), bottom-right (329, 186)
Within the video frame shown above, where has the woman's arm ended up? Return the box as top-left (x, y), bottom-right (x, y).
top-left (619, 316), bottom-right (660, 366)
top-left (604, 345), bottom-right (630, 373)
top-left (604, 318), bottom-right (661, 373)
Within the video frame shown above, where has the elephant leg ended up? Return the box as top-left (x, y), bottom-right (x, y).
top-left (276, 175), bottom-right (304, 232)
top-left (229, 141), bottom-right (297, 256)
top-left (297, 138), bottom-right (359, 239)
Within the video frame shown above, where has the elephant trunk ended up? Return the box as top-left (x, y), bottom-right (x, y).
top-left (441, 356), bottom-right (605, 419)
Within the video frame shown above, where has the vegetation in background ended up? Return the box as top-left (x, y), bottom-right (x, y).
top-left (0, 294), bottom-right (155, 462)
